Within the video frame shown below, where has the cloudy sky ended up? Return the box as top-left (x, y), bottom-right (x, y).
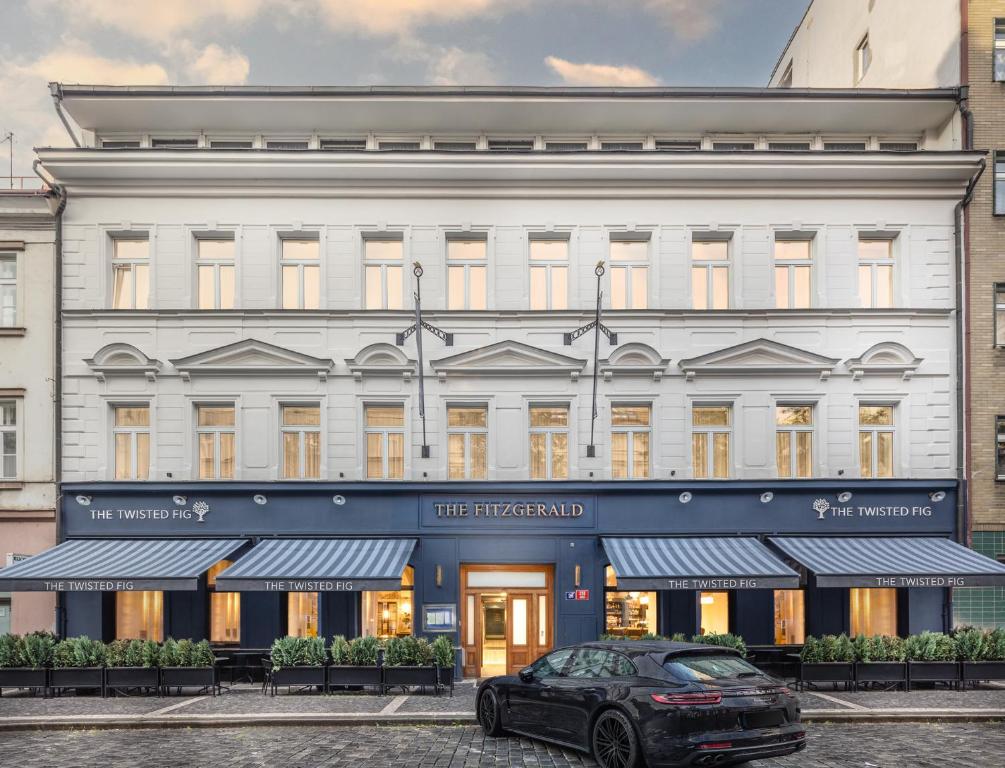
top-left (0, 0), bottom-right (807, 177)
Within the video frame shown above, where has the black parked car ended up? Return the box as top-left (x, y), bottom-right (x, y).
top-left (476, 640), bottom-right (805, 768)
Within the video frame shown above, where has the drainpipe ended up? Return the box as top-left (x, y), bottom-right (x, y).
top-left (48, 83), bottom-right (81, 148)
top-left (34, 159), bottom-right (66, 637)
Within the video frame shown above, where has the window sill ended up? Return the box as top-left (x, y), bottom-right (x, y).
top-left (0, 327), bottom-right (26, 337)
top-left (0, 481), bottom-right (24, 490)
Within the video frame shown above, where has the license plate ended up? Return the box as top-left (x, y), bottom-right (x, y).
top-left (743, 710), bottom-right (785, 730)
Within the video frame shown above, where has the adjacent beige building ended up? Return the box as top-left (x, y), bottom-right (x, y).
top-left (0, 190), bottom-right (57, 634)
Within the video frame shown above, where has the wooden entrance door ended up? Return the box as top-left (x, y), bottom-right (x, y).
top-left (460, 564), bottom-right (553, 678)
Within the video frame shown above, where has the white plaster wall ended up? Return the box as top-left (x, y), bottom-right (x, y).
top-left (60, 194), bottom-right (959, 484)
top-left (770, 0), bottom-right (961, 88)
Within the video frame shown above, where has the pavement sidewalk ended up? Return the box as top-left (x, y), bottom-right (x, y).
top-left (0, 680), bottom-right (1002, 731)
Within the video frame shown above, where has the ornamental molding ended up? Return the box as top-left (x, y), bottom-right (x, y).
top-left (345, 342), bottom-right (416, 381)
top-left (846, 342), bottom-right (922, 381)
top-left (599, 342), bottom-right (670, 381)
top-left (677, 338), bottom-right (839, 380)
top-left (85, 343), bottom-right (162, 382)
top-left (169, 338), bottom-right (333, 381)
top-left (431, 339), bottom-right (587, 379)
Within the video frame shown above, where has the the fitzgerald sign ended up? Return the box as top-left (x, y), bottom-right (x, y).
top-left (433, 500), bottom-right (585, 519)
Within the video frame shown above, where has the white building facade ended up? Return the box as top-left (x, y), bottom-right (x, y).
top-left (13, 86), bottom-right (1001, 673)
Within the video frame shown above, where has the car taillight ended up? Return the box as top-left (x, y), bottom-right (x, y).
top-left (650, 691), bottom-right (723, 705)
top-left (698, 742), bottom-right (733, 750)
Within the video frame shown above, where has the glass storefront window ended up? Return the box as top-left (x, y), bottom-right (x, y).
top-left (116, 591), bottom-right (163, 641)
top-left (850, 587), bottom-right (897, 637)
top-left (207, 560), bottom-right (240, 644)
top-left (288, 592), bottom-right (319, 637)
top-left (699, 591), bottom-right (729, 635)
top-left (362, 566), bottom-right (414, 639)
top-left (773, 589), bottom-right (805, 645)
top-left (604, 566), bottom-right (657, 637)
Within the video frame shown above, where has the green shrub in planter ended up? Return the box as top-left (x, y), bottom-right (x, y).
top-left (984, 629), bottom-right (1005, 661)
top-left (905, 632), bottom-right (956, 662)
top-left (270, 636), bottom-right (301, 671)
top-left (330, 635), bottom-right (350, 666)
top-left (954, 628), bottom-right (986, 662)
top-left (692, 633), bottom-right (747, 656)
top-left (348, 635), bottom-right (381, 666)
top-left (431, 636), bottom-right (454, 668)
top-left (0, 634), bottom-right (21, 667)
top-left (17, 631), bottom-right (56, 669)
top-left (174, 639), bottom-right (194, 667)
top-left (192, 640), bottom-right (215, 667)
top-left (53, 637), bottom-right (105, 668)
top-left (159, 638), bottom-right (180, 667)
top-left (383, 636), bottom-right (407, 666)
top-left (799, 636), bottom-right (820, 663)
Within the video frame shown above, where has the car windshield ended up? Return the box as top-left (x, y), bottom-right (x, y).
top-left (662, 654), bottom-right (764, 682)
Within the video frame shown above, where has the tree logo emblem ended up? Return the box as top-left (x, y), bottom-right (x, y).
top-left (812, 498), bottom-right (830, 520)
top-left (192, 501), bottom-right (210, 523)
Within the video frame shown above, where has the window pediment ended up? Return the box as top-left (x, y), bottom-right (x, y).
top-left (85, 343), bottom-right (161, 381)
top-left (431, 340), bottom-right (587, 379)
top-left (847, 342), bottom-right (921, 380)
top-left (170, 338), bottom-right (333, 380)
top-left (346, 343), bottom-right (416, 380)
top-left (678, 338), bottom-right (838, 380)
top-left (600, 342), bottom-right (669, 381)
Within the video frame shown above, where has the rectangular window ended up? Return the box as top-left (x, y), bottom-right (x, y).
top-left (0, 254), bottom-right (16, 327)
top-left (768, 141), bottom-right (811, 150)
top-left (434, 141), bottom-right (477, 151)
top-left (712, 141), bottom-right (755, 151)
top-left (365, 405), bottom-right (405, 480)
top-left (209, 139), bottom-right (253, 149)
top-left (699, 591), bottom-right (730, 635)
top-left (362, 567), bottom-right (414, 638)
top-left (850, 587), bottom-right (897, 636)
top-left (207, 560), bottom-right (240, 644)
top-left (447, 406), bottom-right (487, 480)
top-left (611, 405), bottom-right (651, 480)
top-left (691, 239), bottom-right (729, 309)
top-left (447, 237), bottom-right (487, 310)
top-left (692, 405), bottom-right (730, 479)
top-left (855, 34), bottom-right (871, 83)
top-left (488, 139), bottom-right (533, 151)
top-left (196, 238), bottom-right (235, 310)
top-left (378, 140), bottom-right (420, 151)
top-left (609, 239), bottom-right (648, 310)
top-left (280, 238), bottom-right (320, 310)
top-left (601, 141), bottom-right (644, 151)
top-left (776, 405), bottom-right (813, 478)
top-left (529, 239), bottom-right (568, 310)
top-left (879, 142), bottom-right (918, 151)
top-left (996, 417), bottom-right (1005, 480)
top-left (151, 138), bottom-right (197, 148)
top-left (0, 400), bottom-right (16, 479)
top-left (288, 592), bottom-right (319, 637)
top-left (995, 19), bottom-right (1005, 81)
top-left (529, 405), bottom-right (569, 480)
top-left (773, 589), bottom-right (805, 644)
top-left (115, 591), bottom-right (163, 641)
top-left (266, 140), bottom-right (309, 150)
top-left (197, 405), bottom-right (235, 480)
top-left (858, 238), bottom-right (894, 308)
top-left (995, 154), bottom-right (1005, 216)
top-left (824, 141), bottom-right (867, 151)
top-left (101, 139), bottom-right (141, 148)
top-left (859, 404), bottom-right (894, 478)
top-left (545, 141), bottom-right (588, 151)
top-left (113, 405), bottom-right (150, 480)
top-left (111, 238), bottom-right (149, 310)
top-left (774, 239), bottom-right (812, 309)
top-left (364, 238), bottom-right (404, 310)
top-left (655, 140), bottom-right (701, 151)
top-left (320, 138), bottom-right (367, 150)
top-left (605, 567), bottom-right (657, 637)
top-left (281, 404), bottom-right (321, 480)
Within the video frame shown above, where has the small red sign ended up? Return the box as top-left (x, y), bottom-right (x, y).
top-left (575, 589), bottom-right (590, 601)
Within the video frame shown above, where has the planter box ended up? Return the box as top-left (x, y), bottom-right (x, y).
top-left (271, 665), bottom-right (326, 693)
top-left (961, 661), bottom-right (1005, 686)
top-left (907, 661), bottom-right (959, 690)
top-left (855, 662), bottom-right (907, 689)
top-left (437, 665), bottom-right (454, 693)
top-left (0, 667), bottom-right (48, 695)
top-left (105, 666), bottom-right (160, 693)
top-left (327, 665), bottom-right (382, 691)
top-left (51, 667), bottom-right (104, 693)
top-left (161, 666), bottom-right (218, 695)
top-left (798, 662), bottom-right (854, 688)
top-left (384, 665), bottom-right (438, 690)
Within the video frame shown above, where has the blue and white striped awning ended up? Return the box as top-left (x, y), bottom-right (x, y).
top-left (214, 538), bottom-right (416, 592)
top-left (0, 538), bottom-right (247, 591)
top-left (602, 537), bottom-right (799, 590)
top-left (768, 537), bottom-right (1005, 588)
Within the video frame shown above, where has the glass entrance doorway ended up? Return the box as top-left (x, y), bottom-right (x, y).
top-left (460, 564), bottom-right (553, 679)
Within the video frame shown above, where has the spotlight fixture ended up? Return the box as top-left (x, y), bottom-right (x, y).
top-left (837, 491), bottom-right (853, 503)
top-left (172, 495), bottom-right (187, 506)
top-left (253, 494), bottom-right (268, 505)
top-left (332, 495), bottom-right (346, 506)
top-left (75, 495), bottom-right (92, 506)
top-left (929, 491), bottom-right (946, 502)
top-left (678, 491), bottom-right (693, 504)
top-left (760, 492), bottom-right (774, 504)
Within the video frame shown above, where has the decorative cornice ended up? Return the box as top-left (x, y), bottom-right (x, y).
top-left (170, 338), bottom-right (333, 380)
top-left (678, 338), bottom-right (839, 380)
top-left (431, 340), bottom-right (587, 379)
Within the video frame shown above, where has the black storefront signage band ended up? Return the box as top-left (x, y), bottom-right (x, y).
top-left (214, 577), bottom-right (403, 592)
top-left (7, 578), bottom-right (199, 592)
top-left (615, 575), bottom-right (801, 591)
top-left (815, 574), bottom-right (1005, 588)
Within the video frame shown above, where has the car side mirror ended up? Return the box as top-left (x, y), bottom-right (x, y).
top-left (518, 667), bottom-right (535, 682)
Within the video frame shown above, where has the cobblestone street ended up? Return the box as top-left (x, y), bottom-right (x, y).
top-left (0, 722), bottom-right (1002, 767)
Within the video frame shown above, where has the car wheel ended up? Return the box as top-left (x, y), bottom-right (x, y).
top-left (591, 709), bottom-right (640, 768)
top-left (478, 687), bottom-right (507, 737)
